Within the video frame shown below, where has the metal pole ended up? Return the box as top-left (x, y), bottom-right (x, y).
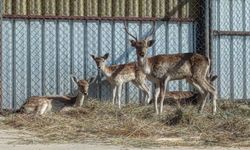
top-left (196, 0), bottom-right (210, 57)
top-left (209, 0), bottom-right (213, 70)
top-left (205, 0), bottom-right (211, 59)
top-left (0, 0), bottom-right (3, 111)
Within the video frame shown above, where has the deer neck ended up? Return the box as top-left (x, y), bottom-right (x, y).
top-left (100, 65), bottom-right (113, 77)
top-left (137, 56), bottom-right (151, 74)
top-left (74, 91), bottom-right (85, 107)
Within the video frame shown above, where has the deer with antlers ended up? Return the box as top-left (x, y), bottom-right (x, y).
top-left (18, 76), bottom-right (96, 115)
top-left (125, 22), bottom-right (217, 115)
top-left (90, 53), bottom-right (151, 108)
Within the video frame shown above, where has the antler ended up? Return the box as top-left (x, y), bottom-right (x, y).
top-left (144, 21), bottom-right (156, 40)
top-left (123, 21), bottom-right (137, 41)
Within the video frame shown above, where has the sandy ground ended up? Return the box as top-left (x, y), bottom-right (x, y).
top-left (0, 129), bottom-right (249, 150)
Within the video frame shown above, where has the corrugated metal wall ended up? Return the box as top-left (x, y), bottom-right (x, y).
top-left (1, 20), bottom-right (194, 109)
top-left (2, 0), bottom-right (198, 18)
top-left (212, 0), bottom-right (250, 100)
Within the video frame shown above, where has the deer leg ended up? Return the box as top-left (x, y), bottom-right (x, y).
top-left (117, 84), bottom-right (122, 109)
top-left (142, 83), bottom-right (151, 105)
top-left (154, 83), bottom-right (160, 115)
top-left (194, 79), bottom-right (216, 114)
top-left (135, 81), bottom-right (151, 105)
top-left (38, 102), bottom-right (49, 115)
top-left (160, 77), bottom-right (170, 114)
top-left (188, 80), bottom-right (206, 113)
top-left (132, 81), bottom-right (144, 105)
top-left (79, 96), bottom-right (85, 107)
top-left (199, 92), bottom-right (209, 114)
top-left (112, 86), bottom-right (117, 105)
top-left (203, 80), bottom-right (217, 115)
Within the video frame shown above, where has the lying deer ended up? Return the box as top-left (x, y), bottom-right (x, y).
top-left (149, 91), bottom-right (199, 108)
top-left (125, 23), bottom-right (217, 115)
top-left (18, 76), bottom-right (96, 115)
top-left (149, 75), bottom-right (218, 108)
top-left (91, 53), bottom-right (151, 108)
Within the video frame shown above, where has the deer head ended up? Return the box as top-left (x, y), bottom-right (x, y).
top-left (90, 53), bottom-right (109, 70)
top-left (71, 76), bottom-right (96, 96)
top-left (124, 22), bottom-right (156, 58)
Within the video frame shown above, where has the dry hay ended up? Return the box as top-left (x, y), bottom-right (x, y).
top-left (1, 100), bottom-right (250, 147)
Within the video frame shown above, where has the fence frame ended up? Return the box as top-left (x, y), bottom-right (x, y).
top-left (0, 0), bottom-right (3, 111)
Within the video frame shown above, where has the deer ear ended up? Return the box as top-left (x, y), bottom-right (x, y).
top-left (210, 75), bottom-right (218, 82)
top-left (147, 40), bottom-right (155, 47)
top-left (87, 76), bottom-right (97, 84)
top-left (130, 40), bottom-right (136, 47)
top-left (90, 54), bottom-right (95, 60)
top-left (103, 53), bottom-right (109, 60)
top-left (71, 76), bottom-right (78, 85)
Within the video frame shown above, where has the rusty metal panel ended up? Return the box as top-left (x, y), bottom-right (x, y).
top-left (86, 0), bottom-right (98, 16)
top-left (71, 0), bottom-right (85, 16)
top-left (57, 0), bottom-right (70, 16)
top-left (28, 0), bottom-right (42, 15)
top-left (98, 0), bottom-right (112, 17)
top-left (126, 0), bottom-right (139, 17)
top-left (3, 0), bottom-right (12, 15)
top-left (14, 0), bottom-right (27, 15)
top-left (44, 0), bottom-right (56, 16)
top-left (112, 0), bottom-right (125, 17)
top-left (139, 0), bottom-right (152, 17)
top-left (152, 0), bottom-right (166, 17)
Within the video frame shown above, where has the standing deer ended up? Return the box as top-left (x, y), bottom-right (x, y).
top-left (18, 76), bottom-right (96, 115)
top-left (90, 53), bottom-right (151, 108)
top-left (125, 23), bottom-right (217, 115)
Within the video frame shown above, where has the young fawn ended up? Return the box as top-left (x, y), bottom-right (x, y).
top-left (149, 75), bottom-right (218, 108)
top-left (91, 53), bottom-right (151, 108)
top-left (18, 76), bottom-right (96, 115)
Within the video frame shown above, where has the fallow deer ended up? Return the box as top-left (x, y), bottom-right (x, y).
top-left (125, 23), bottom-right (217, 115)
top-left (149, 75), bottom-right (218, 108)
top-left (90, 53), bottom-right (151, 108)
top-left (18, 76), bottom-right (96, 115)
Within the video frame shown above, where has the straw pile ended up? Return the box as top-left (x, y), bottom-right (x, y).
top-left (2, 100), bottom-right (250, 147)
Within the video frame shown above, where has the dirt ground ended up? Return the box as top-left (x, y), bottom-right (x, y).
top-left (0, 129), bottom-right (249, 150)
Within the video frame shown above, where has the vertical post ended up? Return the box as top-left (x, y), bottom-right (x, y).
top-left (0, 0), bottom-right (2, 111)
top-left (97, 20), bottom-right (102, 100)
top-left (55, 20), bottom-right (60, 95)
top-left (208, 0), bottom-right (213, 62)
top-left (205, 0), bottom-right (211, 58)
top-left (12, 20), bottom-right (16, 110)
top-left (124, 21), bottom-right (129, 104)
top-left (196, 0), bottom-right (210, 58)
top-left (70, 20), bottom-right (74, 94)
